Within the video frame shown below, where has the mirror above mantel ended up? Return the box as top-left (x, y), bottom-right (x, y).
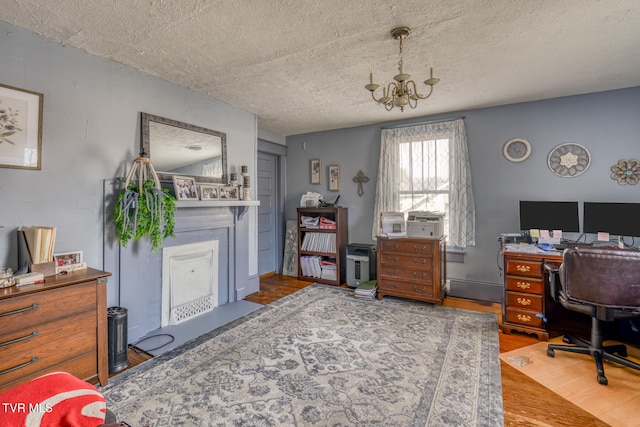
top-left (141, 112), bottom-right (228, 183)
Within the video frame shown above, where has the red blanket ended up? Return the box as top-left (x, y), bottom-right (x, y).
top-left (0, 372), bottom-right (106, 427)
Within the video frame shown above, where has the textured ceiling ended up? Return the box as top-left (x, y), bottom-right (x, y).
top-left (2, 0), bottom-right (640, 136)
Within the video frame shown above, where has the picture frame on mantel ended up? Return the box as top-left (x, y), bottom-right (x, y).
top-left (310, 158), bottom-right (321, 184)
top-left (0, 83), bottom-right (43, 170)
top-left (328, 164), bottom-right (340, 191)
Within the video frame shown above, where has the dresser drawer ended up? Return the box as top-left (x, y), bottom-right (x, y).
top-left (379, 239), bottom-right (435, 255)
top-left (505, 276), bottom-right (543, 295)
top-left (0, 283), bottom-right (96, 335)
top-left (505, 259), bottom-right (542, 277)
top-left (379, 267), bottom-right (434, 283)
top-left (505, 307), bottom-right (544, 328)
top-left (379, 253), bottom-right (433, 269)
top-left (506, 292), bottom-right (543, 311)
top-left (378, 278), bottom-right (434, 298)
top-left (0, 310), bottom-right (96, 387)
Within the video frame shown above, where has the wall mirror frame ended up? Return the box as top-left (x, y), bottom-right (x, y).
top-left (141, 112), bottom-right (228, 184)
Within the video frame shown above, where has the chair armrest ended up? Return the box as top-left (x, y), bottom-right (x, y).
top-left (544, 263), bottom-right (560, 301)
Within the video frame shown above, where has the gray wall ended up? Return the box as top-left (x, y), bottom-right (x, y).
top-left (0, 21), bottom-right (259, 308)
top-left (286, 87), bottom-right (640, 288)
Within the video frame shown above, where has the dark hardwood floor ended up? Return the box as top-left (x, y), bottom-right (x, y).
top-left (118, 273), bottom-right (608, 427)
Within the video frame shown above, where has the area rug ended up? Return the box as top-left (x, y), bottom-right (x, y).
top-left (500, 337), bottom-right (640, 427)
top-left (102, 284), bottom-right (503, 426)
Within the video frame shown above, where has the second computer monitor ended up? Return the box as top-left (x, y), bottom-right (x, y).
top-left (583, 202), bottom-right (640, 237)
top-left (519, 201), bottom-right (580, 232)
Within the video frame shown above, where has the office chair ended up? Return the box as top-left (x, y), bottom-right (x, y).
top-left (545, 246), bottom-right (640, 385)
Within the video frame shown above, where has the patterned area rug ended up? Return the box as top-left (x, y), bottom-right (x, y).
top-left (102, 285), bottom-right (503, 426)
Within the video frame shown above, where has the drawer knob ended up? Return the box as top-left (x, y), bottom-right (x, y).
top-left (516, 264), bottom-right (531, 273)
top-left (413, 285), bottom-right (427, 293)
top-left (0, 303), bottom-right (39, 318)
top-left (412, 272), bottom-right (427, 280)
top-left (413, 245), bottom-right (428, 252)
top-left (0, 330), bottom-right (39, 347)
top-left (387, 256), bottom-right (399, 263)
top-left (516, 281), bottom-right (531, 290)
top-left (412, 258), bottom-right (427, 265)
top-left (386, 269), bottom-right (400, 276)
top-left (517, 298), bottom-right (532, 306)
top-left (0, 356), bottom-right (39, 376)
top-left (387, 282), bottom-right (400, 289)
top-left (517, 314), bottom-right (532, 323)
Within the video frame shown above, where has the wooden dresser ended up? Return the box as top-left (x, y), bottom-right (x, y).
top-left (501, 250), bottom-right (562, 340)
top-left (376, 236), bottom-right (446, 304)
top-left (0, 268), bottom-right (110, 393)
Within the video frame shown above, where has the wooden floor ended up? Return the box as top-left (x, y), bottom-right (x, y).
top-left (118, 274), bottom-right (609, 427)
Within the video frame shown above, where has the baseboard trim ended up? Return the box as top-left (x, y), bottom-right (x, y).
top-left (447, 278), bottom-right (502, 303)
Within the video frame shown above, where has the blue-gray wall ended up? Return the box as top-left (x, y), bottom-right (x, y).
top-left (286, 87), bottom-right (640, 289)
top-left (0, 21), bottom-right (260, 313)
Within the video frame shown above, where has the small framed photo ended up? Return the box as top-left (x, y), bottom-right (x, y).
top-left (199, 184), bottom-right (219, 200)
top-left (220, 186), bottom-right (239, 200)
top-left (172, 175), bottom-right (199, 200)
top-left (54, 251), bottom-right (83, 267)
top-left (328, 164), bottom-right (340, 191)
top-left (310, 158), bottom-right (321, 184)
top-left (0, 83), bottom-right (43, 170)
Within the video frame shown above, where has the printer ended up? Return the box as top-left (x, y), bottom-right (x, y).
top-left (406, 211), bottom-right (444, 238)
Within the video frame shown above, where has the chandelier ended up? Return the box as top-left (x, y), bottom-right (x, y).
top-left (365, 27), bottom-right (439, 111)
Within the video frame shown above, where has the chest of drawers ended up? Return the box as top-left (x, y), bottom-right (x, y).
top-left (0, 268), bottom-right (110, 393)
top-left (376, 236), bottom-right (446, 304)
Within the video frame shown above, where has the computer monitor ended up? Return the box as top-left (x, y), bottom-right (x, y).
top-left (519, 201), bottom-right (580, 232)
top-left (583, 202), bottom-right (640, 237)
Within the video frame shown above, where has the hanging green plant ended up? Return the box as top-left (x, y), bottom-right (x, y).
top-left (114, 156), bottom-right (176, 253)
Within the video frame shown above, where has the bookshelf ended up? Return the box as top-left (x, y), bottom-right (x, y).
top-left (297, 207), bottom-right (348, 286)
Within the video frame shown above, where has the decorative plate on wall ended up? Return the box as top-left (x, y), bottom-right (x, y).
top-left (503, 138), bottom-right (531, 162)
top-left (547, 143), bottom-right (591, 177)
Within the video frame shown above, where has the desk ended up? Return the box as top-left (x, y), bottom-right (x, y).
top-left (501, 244), bottom-right (564, 340)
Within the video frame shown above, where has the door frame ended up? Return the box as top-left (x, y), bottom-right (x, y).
top-left (257, 139), bottom-right (287, 274)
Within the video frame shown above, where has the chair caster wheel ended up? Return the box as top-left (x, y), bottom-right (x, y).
top-left (597, 375), bottom-right (608, 385)
top-left (547, 349), bottom-right (555, 357)
top-left (617, 349), bottom-right (628, 357)
top-left (562, 336), bottom-right (571, 344)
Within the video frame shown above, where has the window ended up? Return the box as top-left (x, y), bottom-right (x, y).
top-left (372, 119), bottom-right (476, 248)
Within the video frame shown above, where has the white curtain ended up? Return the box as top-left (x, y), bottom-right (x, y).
top-left (372, 119), bottom-right (476, 247)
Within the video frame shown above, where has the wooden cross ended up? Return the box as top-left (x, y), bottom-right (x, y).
top-left (352, 170), bottom-right (369, 197)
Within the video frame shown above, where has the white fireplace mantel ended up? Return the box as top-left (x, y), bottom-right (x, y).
top-left (176, 200), bottom-right (260, 219)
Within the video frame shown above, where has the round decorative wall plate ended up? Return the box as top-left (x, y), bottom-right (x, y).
top-left (547, 143), bottom-right (591, 177)
top-left (611, 159), bottom-right (640, 185)
top-left (503, 138), bottom-right (531, 162)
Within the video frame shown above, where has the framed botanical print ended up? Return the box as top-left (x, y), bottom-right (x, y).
top-left (0, 83), bottom-right (43, 170)
top-left (310, 158), bottom-right (321, 184)
top-left (328, 164), bottom-right (340, 191)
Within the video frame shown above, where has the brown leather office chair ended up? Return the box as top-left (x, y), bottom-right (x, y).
top-left (545, 246), bottom-right (640, 385)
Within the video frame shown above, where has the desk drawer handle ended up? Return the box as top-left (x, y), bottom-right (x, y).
top-left (0, 357), bottom-right (39, 376)
top-left (516, 264), bottom-right (531, 273)
top-left (0, 303), bottom-right (39, 318)
top-left (413, 285), bottom-right (427, 293)
top-left (516, 281), bottom-right (531, 290)
top-left (412, 272), bottom-right (427, 280)
top-left (413, 245), bottom-right (428, 252)
top-left (387, 256), bottom-right (399, 263)
top-left (517, 314), bottom-right (532, 323)
top-left (386, 282), bottom-right (400, 289)
top-left (0, 331), bottom-right (39, 347)
top-left (517, 298), bottom-right (532, 306)
top-left (413, 258), bottom-right (427, 265)
top-left (386, 269), bottom-right (400, 276)
top-left (386, 243), bottom-right (400, 250)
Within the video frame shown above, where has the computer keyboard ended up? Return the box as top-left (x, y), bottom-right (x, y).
top-left (553, 242), bottom-right (581, 250)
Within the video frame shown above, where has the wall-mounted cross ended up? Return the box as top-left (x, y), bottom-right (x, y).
top-left (352, 170), bottom-right (369, 197)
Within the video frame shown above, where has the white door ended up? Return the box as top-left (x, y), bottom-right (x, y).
top-left (257, 151), bottom-right (278, 275)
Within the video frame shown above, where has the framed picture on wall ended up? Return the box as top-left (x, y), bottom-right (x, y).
top-left (172, 175), bottom-right (199, 200)
top-left (0, 83), bottom-right (43, 170)
top-left (328, 164), bottom-right (340, 191)
top-left (310, 158), bottom-right (321, 184)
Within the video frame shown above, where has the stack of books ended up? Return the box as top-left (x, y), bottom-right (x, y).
top-left (354, 280), bottom-right (377, 300)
